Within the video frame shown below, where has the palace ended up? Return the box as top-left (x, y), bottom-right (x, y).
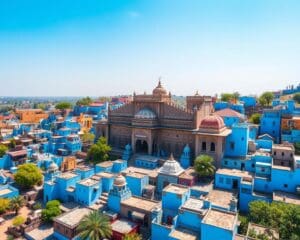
top-left (98, 81), bottom-right (214, 162)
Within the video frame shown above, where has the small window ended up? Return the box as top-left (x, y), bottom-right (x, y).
top-left (290, 153), bottom-right (293, 157)
top-left (241, 137), bottom-right (244, 141)
top-left (282, 152), bottom-right (285, 156)
top-left (274, 151), bottom-right (276, 156)
top-left (234, 162), bottom-right (237, 166)
top-left (281, 161), bottom-right (284, 166)
top-left (225, 160), bottom-right (228, 165)
top-left (219, 177), bottom-right (224, 183)
top-left (261, 168), bottom-right (265, 172)
top-left (226, 178), bottom-right (231, 185)
top-left (284, 184), bottom-right (288, 188)
top-left (230, 142), bottom-right (235, 150)
top-left (251, 163), bottom-right (255, 168)
top-left (210, 142), bottom-right (216, 152)
top-left (202, 142), bottom-right (207, 151)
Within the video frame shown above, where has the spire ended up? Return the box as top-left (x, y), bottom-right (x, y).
top-left (169, 153), bottom-right (175, 161)
top-left (158, 77), bottom-right (162, 87)
top-left (195, 90), bottom-right (199, 96)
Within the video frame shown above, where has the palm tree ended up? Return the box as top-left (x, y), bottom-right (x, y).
top-left (194, 155), bottom-right (216, 179)
top-left (123, 233), bottom-right (142, 240)
top-left (9, 196), bottom-right (25, 215)
top-left (77, 211), bottom-right (112, 240)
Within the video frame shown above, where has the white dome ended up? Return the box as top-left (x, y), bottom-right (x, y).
top-left (114, 174), bottom-right (126, 187)
top-left (159, 154), bottom-right (184, 176)
top-left (134, 108), bottom-right (157, 119)
top-left (48, 161), bottom-right (58, 172)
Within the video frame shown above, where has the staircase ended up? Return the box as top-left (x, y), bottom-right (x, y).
top-left (99, 192), bottom-right (109, 205)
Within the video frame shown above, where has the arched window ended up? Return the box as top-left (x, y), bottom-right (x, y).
top-left (210, 142), bottom-right (216, 152)
top-left (202, 142), bottom-right (207, 151)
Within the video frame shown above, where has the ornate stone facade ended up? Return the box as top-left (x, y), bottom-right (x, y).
top-left (101, 81), bottom-right (214, 159)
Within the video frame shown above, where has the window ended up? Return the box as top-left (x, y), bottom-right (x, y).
top-left (282, 152), bottom-right (285, 156)
top-left (202, 142), bottom-right (207, 151)
top-left (230, 142), bottom-right (235, 150)
top-left (274, 151), bottom-right (276, 156)
top-left (241, 137), bottom-right (244, 141)
top-left (284, 184), bottom-right (288, 188)
top-left (272, 121), bottom-right (276, 126)
top-left (225, 160), bottom-right (228, 165)
top-left (226, 178), bottom-right (231, 185)
top-left (210, 142), bottom-right (216, 152)
top-left (261, 168), bottom-right (265, 172)
top-left (219, 177), bottom-right (224, 183)
top-left (290, 153), bottom-right (293, 157)
top-left (234, 162), bottom-right (237, 166)
top-left (251, 163), bottom-right (255, 168)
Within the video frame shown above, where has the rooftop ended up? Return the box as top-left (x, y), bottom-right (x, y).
top-left (206, 189), bottom-right (237, 209)
top-left (96, 172), bottom-right (114, 178)
top-left (0, 188), bottom-right (12, 196)
top-left (121, 196), bottom-right (159, 212)
top-left (247, 223), bottom-right (279, 239)
top-left (163, 184), bottom-right (189, 196)
top-left (58, 172), bottom-right (78, 180)
top-left (169, 227), bottom-right (198, 240)
top-left (111, 219), bottom-right (138, 234)
top-left (181, 198), bottom-right (207, 215)
top-left (54, 207), bottom-right (91, 228)
top-left (126, 172), bottom-right (146, 179)
top-left (203, 209), bottom-right (237, 230)
top-left (273, 191), bottom-right (300, 205)
top-left (78, 178), bottom-right (99, 187)
top-left (122, 166), bottom-right (158, 179)
top-left (25, 224), bottom-right (53, 240)
top-left (217, 168), bottom-right (254, 180)
top-left (97, 161), bottom-right (113, 168)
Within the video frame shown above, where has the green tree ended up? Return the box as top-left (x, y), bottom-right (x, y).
top-left (294, 143), bottom-right (300, 155)
top-left (55, 102), bottom-right (72, 110)
top-left (259, 92), bottom-right (274, 106)
top-left (77, 211), bottom-right (112, 240)
top-left (82, 132), bottom-right (95, 144)
top-left (9, 196), bottom-right (25, 215)
top-left (42, 200), bottom-right (61, 222)
top-left (33, 202), bottom-right (42, 210)
top-left (37, 103), bottom-right (46, 110)
top-left (293, 93), bottom-right (300, 104)
top-left (0, 198), bottom-right (10, 214)
top-left (249, 113), bottom-right (261, 124)
top-left (233, 92), bottom-right (240, 102)
top-left (194, 155), bottom-right (216, 178)
top-left (249, 201), bottom-right (271, 226)
top-left (87, 137), bottom-right (111, 164)
top-left (12, 216), bottom-right (25, 227)
top-left (76, 97), bottom-right (93, 106)
top-left (9, 139), bottom-right (16, 149)
top-left (14, 163), bottom-right (43, 189)
top-left (221, 93), bottom-right (234, 102)
top-left (123, 233), bottom-right (142, 240)
top-left (0, 144), bottom-right (8, 157)
top-left (238, 215), bottom-right (249, 235)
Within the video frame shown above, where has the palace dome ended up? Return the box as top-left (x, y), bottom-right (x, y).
top-left (114, 174), bottom-right (126, 187)
top-left (48, 161), bottom-right (58, 172)
top-left (199, 115), bottom-right (225, 130)
top-left (135, 108), bottom-right (157, 119)
top-left (159, 154), bottom-right (184, 176)
top-left (152, 80), bottom-right (168, 96)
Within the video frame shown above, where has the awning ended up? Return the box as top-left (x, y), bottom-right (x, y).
top-left (132, 211), bottom-right (145, 220)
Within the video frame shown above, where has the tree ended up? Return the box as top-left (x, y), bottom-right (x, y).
top-left (249, 113), bottom-right (261, 124)
top-left (42, 200), bottom-right (61, 222)
top-left (0, 144), bottom-right (8, 157)
top-left (81, 132), bottom-right (95, 144)
top-left (9, 139), bottom-right (16, 149)
top-left (233, 92), bottom-right (240, 102)
top-left (55, 102), bottom-right (72, 110)
top-left (238, 215), bottom-right (249, 235)
top-left (14, 163), bottom-right (43, 189)
top-left (12, 216), bottom-right (25, 227)
top-left (87, 137), bottom-right (111, 164)
top-left (76, 97), bottom-right (93, 106)
top-left (77, 211), bottom-right (112, 240)
top-left (293, 93), bottom-right (300, 104)
top-left (0, 198), bottom-right (10, 214)
top-left (9, 196), bottom-right (25, 215)
top-left (221, 93), bottom-right (234, 102)
top-left (37, 103), bottom-right (46, 110)
top-left (194, 155), bottom-right (216, 178)
top-left (259, 92), bottom-right (274, 106)
top-left (123, 233), bottom-right (142, 240)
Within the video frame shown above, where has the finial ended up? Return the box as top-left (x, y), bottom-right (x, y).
top-left (133, 91), bottom-right (136, 96)
top-left (158, 77), bottom-right (162, 87)
top-left (195, 90), bottom-right (199, 96)
top-left (169, 153), bottom-right (174, 160)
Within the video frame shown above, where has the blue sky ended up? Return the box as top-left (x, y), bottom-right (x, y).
top-left (0, 0), bottom-right (299, 96)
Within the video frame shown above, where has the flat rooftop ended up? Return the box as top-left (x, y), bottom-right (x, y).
top-left (0, 188), bottom-right (12, 196)
top-left (272, 165), bottom-right (291, 171)
top-left (203, 209), bottom-right (237, 230)
top-left (126, 172), bottom-right (146, 179)
top-left (25, 224), bottom-right (53, 240)
top-left (121, 196), bottom-right (159, 212)
top-left (181, 198), bottom-right (207, 215)
top-left (122, 166), bottom-right (158, 178)
top-left (206, 189), bottom-right (236, 209)
top-left (247, 223), bottom-right (279, 239)
top-left (97, 161), bottom-right (113, 168)
top-left (179, 168), bottom-right (197, 180)
top-left (58, 172), bottom-right (78, 180)
top-left (273, 191), bottom-right (300, 205)
top-left (78, 178), bottom-right (99, 187)
top-left (169, 227), bottom-right (198, 240)
top-left (97, 172), bottom-right (114, 178)
top-left (111, 219), bottom-right (138, 234)
top-left (217, 168), bottom-right (254, 180)
top-left (55, 207), bottom-right (91, 228)
top-left (163, 184), bottom-right (189, 196)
